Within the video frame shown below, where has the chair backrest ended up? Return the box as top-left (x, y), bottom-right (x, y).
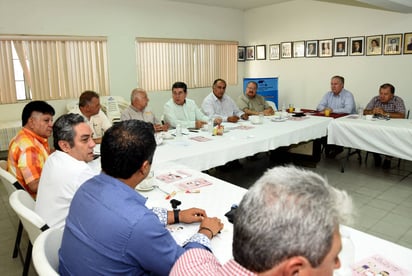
top-left (267, 100), bottom-right (278, 111)
top-left (100, 96), bottom-right (122, 123)
top-left (9, 190), bottom-right (49, 243)
top-left (0, 160), bottom-right (23, 196)
top-left (66, 100), bottom-right (79, 113)
top-left (32, 228), bottom-right (63, 276)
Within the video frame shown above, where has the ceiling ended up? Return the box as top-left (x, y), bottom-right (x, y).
top-left (161, 0), bottom-right (412, 13)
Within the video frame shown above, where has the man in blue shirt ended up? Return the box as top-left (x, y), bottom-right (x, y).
top-left (317, 75), bottom-right (356, 115)
top-left (317, 75), bottom-right (356, 158)
top-left (59, 120), bottom-right (223, 275)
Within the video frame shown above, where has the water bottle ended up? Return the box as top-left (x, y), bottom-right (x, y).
top-left (335, 229), bottom-right (355, 276)
top-left (357, 105), bottom-right (363, 119)
top-left (176, 123), bottom-right (182, 139)
top-left (281, 102), bottom-right (286, 112)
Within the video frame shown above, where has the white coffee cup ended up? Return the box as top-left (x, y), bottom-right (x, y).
top-left (138, 171), bottom-right (154, 190)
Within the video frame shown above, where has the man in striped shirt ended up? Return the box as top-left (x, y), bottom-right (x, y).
top-left (8, 101), bottom-right (55, 197)
top-left (171, 166), bottom-right (353, 276)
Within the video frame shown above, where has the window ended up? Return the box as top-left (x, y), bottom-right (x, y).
top-left (0, 35), bottom-right (109, 104)
top-left (136, 38), bottom-right (238, 91)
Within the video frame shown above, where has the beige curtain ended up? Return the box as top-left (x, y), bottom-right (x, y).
top-left (26, 39), bottom-right (109, 100)
top-left (136, 38), bottom-right (237, 91)
top-left (0, 40), bottom-right (17, 104)
top-left (0, 35), bottom-right (109, 103)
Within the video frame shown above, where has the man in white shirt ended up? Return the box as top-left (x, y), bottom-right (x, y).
top-left (164, 82), bottom-right (209, 129)
top-left (202, 79), bottom-right (248, 124)
top-left (121, 88), bottom-right (168, 132)
top-left (72, 90), bottom-right (112, 144)
top-left (35, 113), bottom-right (99, 229)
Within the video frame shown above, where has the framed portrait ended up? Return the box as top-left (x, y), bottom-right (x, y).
top-left (349, 36), bottom-right (364, 56)
top-left (384, 34), bottom-right (402, 55)
top-left (333, 37), bottom-right (348, 56)
top-left (366, 35), bottom-right (383, 56)
top-left (319, 39), bottom-right (333, 57)
top-left (246, 46), bottom-right (255, 60)
top-left (237, 46), bottom-right (246, 61)
top-left (305, 40), bottom-right (318, 57)
top-left (269, 44), bottom-right (280, 60)
top-left (281, 42), bottom-right (292, 58)
top-left (404, 32), bottom-right (412, 54)
top-left (256, 45), bottom-right (266, 60)
top-left (293, 41), bottom-right (305, 58)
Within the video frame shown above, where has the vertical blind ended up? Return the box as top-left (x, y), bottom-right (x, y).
top-left (136, 38), bottom-right (238, 91)
top-left (0, 35), bottom-right (109, 104)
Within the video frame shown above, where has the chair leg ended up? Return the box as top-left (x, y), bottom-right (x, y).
top-left (12, 221), bottom-right (23, 258)
top-left (23, 242), bottom-right (32, 276)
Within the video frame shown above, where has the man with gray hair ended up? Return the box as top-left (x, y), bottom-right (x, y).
top-left (121, 88), bottom-right (168, 132)
top-left (35, 113), bottom-right (99, 229)
top-left (171, 166), bottom-right (353, 276)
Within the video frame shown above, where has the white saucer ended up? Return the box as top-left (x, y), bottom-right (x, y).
top-left (136, 185), bottom-right (154, 191)
top-left (271, 117), bottom-right (288, 122)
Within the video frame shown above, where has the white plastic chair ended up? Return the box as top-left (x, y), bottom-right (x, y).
top-left (267, 100), bottom-right (277, 111)
top-left (9, 190), bottom-right (49, 276)
top-left (66, 100), bottom-right (79, 113)
top-left (32, 228), bottom-right (63, 276)
top-left (0, 160), bottom-right (25, 259)
top-left (100, 95), bottom-right (129, 122)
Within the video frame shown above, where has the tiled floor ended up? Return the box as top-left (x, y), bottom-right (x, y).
top-left (1, 150), bottom-right (411, 275)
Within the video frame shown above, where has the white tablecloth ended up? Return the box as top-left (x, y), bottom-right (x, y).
top-left (327, 116), bottom-right (412, 161)
top-left (139, 164), bottom-right (412, 272)
top-left (153, 116), bottom-right (332, 171)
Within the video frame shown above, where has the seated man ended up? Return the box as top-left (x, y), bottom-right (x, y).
top-left (164, 82), bottom-right (209, 129)
top-left (35, 114), bottom-right (99, 229)
top-left (237, 81), bottom-right (274, 116)
top-left (317, 75), bottom-right (356, 158)
top-left (363, 83), bottom-right (405, 119)
top-left (202, 78), bottom-right (248, 124)
top-left (72, 90), bottom-right (112, 144)
top-left (317, 75), bottom-right (356, 115)
top-left (59, 120), bottom-right (223, 275)
top-left (363, 83), bottom-right (406, 169)
top-left (121, 88), bottom-right (168, 132)
top-left (7, 101), bottom-right (55, 197)
top-left (171, 166), bottom-right (353, 276)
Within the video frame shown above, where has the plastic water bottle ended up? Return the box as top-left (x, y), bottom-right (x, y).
top-left (176, 123), bottom-right (182, 139)
top-left (357, 105), bottom-right (363, 119)
top-left (335, 229), bottom-right (355, 276)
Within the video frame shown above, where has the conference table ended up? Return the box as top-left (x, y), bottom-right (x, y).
top-left (152, 115), bottom-right (333, 171)
top-left (327, 115), bottom-right (412, 172)
top-left (139, 164), bottom-right (412, 275)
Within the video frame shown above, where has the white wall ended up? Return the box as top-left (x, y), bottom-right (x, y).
top-left (0, 0), bottom-right (244, 119)
top-left (244, 0), bottom-right (412, 112)
top-left (1, 0), bottom-right (411, 121)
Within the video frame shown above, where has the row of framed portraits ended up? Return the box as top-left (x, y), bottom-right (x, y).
top-left (238, 32), bottom-right (412, 61)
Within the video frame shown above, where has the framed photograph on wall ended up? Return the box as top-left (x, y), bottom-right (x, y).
top-left (404, 32), bottom-right (412, 54)
top-left (256, 45), bottom-right (266, 60)
top-left (333, 37), bottom-right (348, 56)
top-left (384, 34), bottom-right (402, 55)
top-left (293, 41), bottom-right (305, 58)
top-left (319, 39), bottom-right (333, 57)
top-left (269, 44), bottom-right (280, 60)
top-left (281, 42), bottom-right (292, 58)
top-left (349, 36), bottom-right (365, 56)
top-left (366, 35), bottom-right (382, 56)
top-left (305, 40), bottom-right (318, 57)
top-left (246, 46), bottom-right (255, 60)
top-left (238, 46), bottom-right (246, 61)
